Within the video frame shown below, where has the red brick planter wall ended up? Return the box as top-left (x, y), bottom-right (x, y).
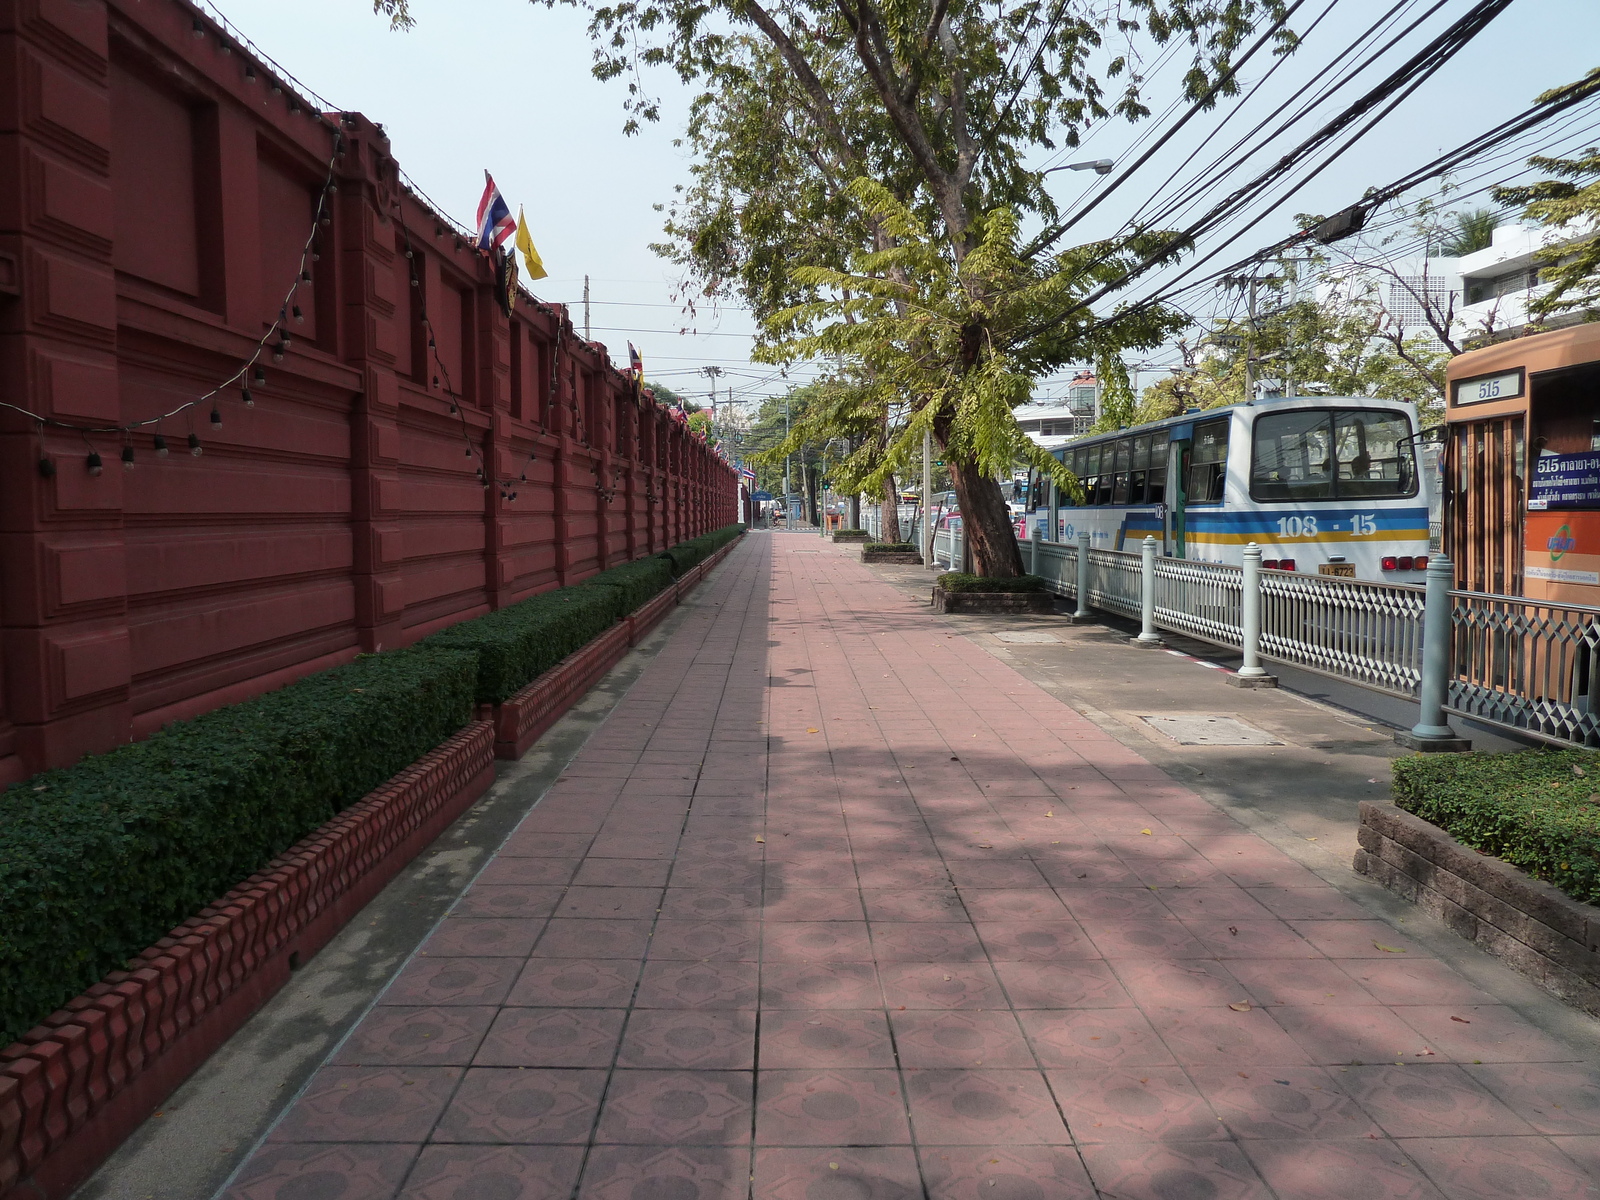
top-left (0, 721), bottom-right (495, 1200)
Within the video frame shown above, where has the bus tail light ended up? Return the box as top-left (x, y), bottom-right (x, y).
top-left (1397, 556), bottom-right (1415, 570)
top-left (1414, 555), bottom-right (1429, 570)
top-left (1381, 556), bottom-right (1399, 571)
top-left (1262, 559), bottom-right (1279, 569)
top-left (1278, 559), bottom-right (1295, 572)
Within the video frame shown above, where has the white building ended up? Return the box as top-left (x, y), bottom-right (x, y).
top-left (1014, 371), bottom-right (1099, 446)
top-left (1454, 222), bottom-right (1593, 341)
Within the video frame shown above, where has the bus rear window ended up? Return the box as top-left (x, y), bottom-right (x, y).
top-left (1251, 409), bottom-right (1416, 501)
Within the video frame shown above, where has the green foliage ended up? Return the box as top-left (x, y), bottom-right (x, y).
top-left (836, 529), bottom-right (867, 535)
top-left (1391, 749), bottom-right (1600, 906)
top-left (580, 554), bottom-right (677, 614)
top-left (0, 646), bottom-right (477, 1045)
top-left (663, 523), bottom-right (745, 576)
top-left (423, 587), bottom-right (625, 704)
top-left (1493, 71), bottom-right (1600, 323)
top-left (1438, 208), bottom-right (1499, 257)
top-left (936, 572), bottom-right (1045, 592)
top-left (864, 542), bottom-right (917, 552)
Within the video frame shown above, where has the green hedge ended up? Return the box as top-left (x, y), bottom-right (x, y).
top-left (835, 529), bottom-right (868, 536)
top-left (579, 554), bottom-right (676, 614)
top-left (664, 523), bottom-right (745, 576)
top-left (0, 647), bottom-right (477, 1045)
top-left (1392, 749), bottom-right (1600, 906)
top-left (423, 585), bottom-right (626, 704)
top-left (937, 572), bottom-right (1047, 593)
top-left (865, 542), bottom-right (917, 553)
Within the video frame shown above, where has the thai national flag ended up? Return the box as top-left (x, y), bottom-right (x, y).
top-left (475, 172), bottom-right (516, 252)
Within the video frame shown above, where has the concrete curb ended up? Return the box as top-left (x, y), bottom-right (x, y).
top-left (1355, 800), bottom-right (1600, 1015)
top-left (0, 721), bottom-right (497, 1200)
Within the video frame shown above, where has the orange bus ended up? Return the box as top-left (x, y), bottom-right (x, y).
top-left (1443, 322), bottom-right (1600, 603)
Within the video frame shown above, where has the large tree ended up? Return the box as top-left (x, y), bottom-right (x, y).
top-left (377, 0), bottom-right (1293, 574)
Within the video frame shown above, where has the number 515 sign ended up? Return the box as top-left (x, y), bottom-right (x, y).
top-left (1452, 368), bottom-right (1524, 407)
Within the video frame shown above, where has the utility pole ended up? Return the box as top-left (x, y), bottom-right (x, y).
top-left (582, 274), bottom-right (591, 341)
top-left (783, 394), bottom-right (792, 523)
top-left (700, 366), bottom-right (724, 432)
top-left (1245, 274), bottom-right (1257, 402)
top-left (922, 428), bottom-right (933, 565)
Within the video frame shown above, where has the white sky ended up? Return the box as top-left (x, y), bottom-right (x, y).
top-left (204, 0), bottom-right (1598, 409)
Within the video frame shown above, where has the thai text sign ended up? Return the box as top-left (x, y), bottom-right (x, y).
top-left (1528, 452), bottom-right (1600, 511)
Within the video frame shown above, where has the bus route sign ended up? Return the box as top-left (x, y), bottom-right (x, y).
top-left (1529, 452), bottom-right (1600, 511)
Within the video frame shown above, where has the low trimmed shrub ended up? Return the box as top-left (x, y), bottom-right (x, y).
top-left (579, 554), bottom-right (676, 614)
top-left (936, 572), bottom-right (1047, 593)
top-left (664, 523), bottom-right (745, 576)
top-left (864, 542), bottom-right (917, 553)
top-left (1392, 749), bottom-right (1600, 906)
top-left (424, 586), bottom-right (625, 704)
top-left (835, 529), bottom-right (867, 536)
top-left (0, 647), bottom-right (477, 1045)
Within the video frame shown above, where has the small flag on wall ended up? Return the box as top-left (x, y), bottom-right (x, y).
top-left (476, 171), bottom-right (516, 251)
top-left (516, 207), bottom-right (547, 281)
top-left (628, 342), bottom-right (643, 380)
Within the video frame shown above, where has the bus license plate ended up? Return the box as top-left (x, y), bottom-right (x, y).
top-left (1318, 563), bottom-right (1356, 577)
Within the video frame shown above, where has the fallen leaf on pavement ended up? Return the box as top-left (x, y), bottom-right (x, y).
top-left (1140, 829), bottom-right (1153, 835)
top-left (1373, 942), bottom-right (1406, 953)
top-left (1228, 1001), bottom-right (1252, 1012)
top-left (807, 728), bottom-right (820, 734)
top-left (1450, 1015), bottom-right (1471, 1023)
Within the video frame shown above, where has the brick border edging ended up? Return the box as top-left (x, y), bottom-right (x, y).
top-left (1354, 801), bottom-right (1600, 1015)
top-left (930, 589), bottom-right (1054, 614)
top-left (491, 535), bottom-right (742, 760)
top-left (0, 721), bottom-right (497, 1200)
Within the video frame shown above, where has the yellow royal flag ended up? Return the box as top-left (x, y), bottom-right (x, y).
top-left (516, 207), bottom-right (547, 281)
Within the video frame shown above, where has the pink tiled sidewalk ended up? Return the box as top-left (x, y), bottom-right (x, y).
top-left (223, 533), bottom-right (1600, 1200)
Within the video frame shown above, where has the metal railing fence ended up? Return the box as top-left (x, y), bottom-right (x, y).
top-left (848, 516), bottom-right (1600, 749)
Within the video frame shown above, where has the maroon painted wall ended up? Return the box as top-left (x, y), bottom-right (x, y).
top-left (0, 0), bottom-right (739, 781)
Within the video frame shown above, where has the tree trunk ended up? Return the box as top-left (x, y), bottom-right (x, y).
top-left (949, 458), bottom-right (1023, 577)
top-left (805, 465), bottom-right (819, 526)
top-left (880, 474), bottom-right (901, 541)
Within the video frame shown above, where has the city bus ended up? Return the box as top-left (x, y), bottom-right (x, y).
top-left (1021, 394), bottom-right (1434, 581)
top-left (1442, 321), bottom-right (1600, 603)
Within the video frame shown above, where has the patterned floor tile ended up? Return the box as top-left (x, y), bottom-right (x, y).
top-left (1080, 1141), bottom-right (1273, 1200)
top-left (635, 960), bottom-right (760, 1009)
top-left (1397, 1005), bottom-right (1587, 1064)
top-left (1049, 1066), bottom-right (1222, 1143)
top-left (554, 885), bottom-right (665, 921)
top-left (1241, 1139), bottom-right (1445, 1199)
top-left (1288, 920), bottom-right (1428, 959)
top-left (1078, 918), bottom-right (1211, 960)
top-left (397, 1144), bottom-right (586, 1199)
top-left (992, 960), bottom-right (1134, 1009)
top-left (757, 1009), bottom-right (896, 1069)
top-left (269, 1066), bottom-right (461, 1143)
top-left (972, 920), bottom-right (1097, 962)
top-left (432, 1067), bottom-right (606, 1143)
top-left (760, 962), bottom-right (883, 1009)
top-left (860, 888), bottom-right (967, 922)
top-left (958, 889), bottom-right (1072, 922)
top-left (616, 1009), bottom-right (758, 1069)
top-left (506, 958), bottom-right (641, 1008)
top-left (903, 1069), bottom-right (1067, 1144)
top-left (223, 1143), bottom-right (418, 1200)
top-left (659, 888), bottom-right (764, 920)
top-left (1467, 1062), bottom-right (1600, 1135)
top-left (1270, 1004), bottom-right (1443, 1066)
top-left (879, 962), bottom-right (1007, 1010)
top-left (1403, 1135), bottom-right (1600, 1200)
top-left (1226, 959), bottom-right (1378, 1008)
top-left (577, 1146), bottom-right (752, 1200)
top-left (533, 919), bottom-right (654, 959)
top-left (572, 857), bottom-right (675, 888)
top-left (1018, 1008), bottom-right (1176, 1070)
top-left (890, 1010), bottom-right (1035, 1068)
top-left (594, 1069), bottom-right (754, 1144)
top-left (1342, 1064), bottom-right (1538, 1137)
top-left (1146, 1006), bottom-right (1315, 1068)
top-left (647, 919), bottom-right (763, 961)
top-left (869, 922), bottom-right (986, 963)
top-left (474, 856), bottom-right (582, 886)
top-left (379, 958), bottom-right (520, 1008)
top-left (472, 1007), bottom-right (626, 1068)
top-left (332, 1006), bottom-right (495, 1067)
top-left (1338, 958), bottom-right (1497, 1007)
top-left (918, 1145), bottom-right (1097, 1199)
top-left (419, 918), bottom-right (544, 958)
top-left (450, 885), bottom-right (565, 921)
top-left (752, 1147), bottom-right (923, 1200)
top-left (763, 921), bottom-right (874, 962)
top-left (668, 859), bottom-right (765, 890)
top-left (755, 1069), bottom-right (912, 1145)
top-left (1187, 1064), bottom-right (1382, 1139)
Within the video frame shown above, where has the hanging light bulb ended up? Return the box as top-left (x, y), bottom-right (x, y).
top-left (245, 64), bottom-right (257, 81)
top-left (301, 268), bottom-right (312, 282)
top-left (188, 433), bottom-right (203, 457)
top-left (86, 451), bottom-right (103, 476)
top-left (210, 406), bottom-right (223, 427)
top-left (241, 386), bottom-right (254, 407)
top-left (464, 447), bottom-right (472, 457)
top-left (38, 456), bottom-right (55, 478)
top-left (121, 445), bottom-right (135, 469)
top-left (153, 433), bottom-right (169, 458)
top-left (253, 366), bottom-right (266, 387)
top-left (192, 18), bottom-right (205, 37)
top-left (272, 345), bottom-right (285, 363)
top-left (292, 305), bottom-right (304, 324)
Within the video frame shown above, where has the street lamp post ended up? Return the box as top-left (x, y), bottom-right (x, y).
top-left (1039, 159), bottom-right (1115, 177)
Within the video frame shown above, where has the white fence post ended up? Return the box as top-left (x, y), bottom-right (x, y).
top-left (1029, 525), bottom-right (1041, 574)
top-left (1397, 555), bottom-right (1469, 751)
top-left (1072, 531), bottom-right (1092, 621)
top-left (1228, 542), bottom-right (1277, 688)
top-left (1132, 535), bottom-right (1165, 647)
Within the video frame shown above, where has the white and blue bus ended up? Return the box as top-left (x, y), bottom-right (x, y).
top-left (1020, 395), bottom-right (1434, 581)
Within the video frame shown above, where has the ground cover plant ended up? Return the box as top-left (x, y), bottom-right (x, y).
top-left (1392, 748), bottom-right (1600, 905)
top-left (864, 542), bottom-right (918, 553)
top-left (936, 572), bottom-right (1046, 593)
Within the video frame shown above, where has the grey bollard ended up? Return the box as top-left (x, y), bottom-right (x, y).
top-left (1073, 531), bottom-right (1092, 620)
top-left (1029, 524), bottom-right (1042, 574)
top-left (1228, 543), bottom-right (1277, 688)
top-left (1397, 555), bottom-right (1469, 751)
top-left (1132, 534), bottom-right (1164, 647)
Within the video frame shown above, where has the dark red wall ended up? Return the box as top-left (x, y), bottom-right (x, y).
top-left (0, 0), bottom-right (739, 781)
